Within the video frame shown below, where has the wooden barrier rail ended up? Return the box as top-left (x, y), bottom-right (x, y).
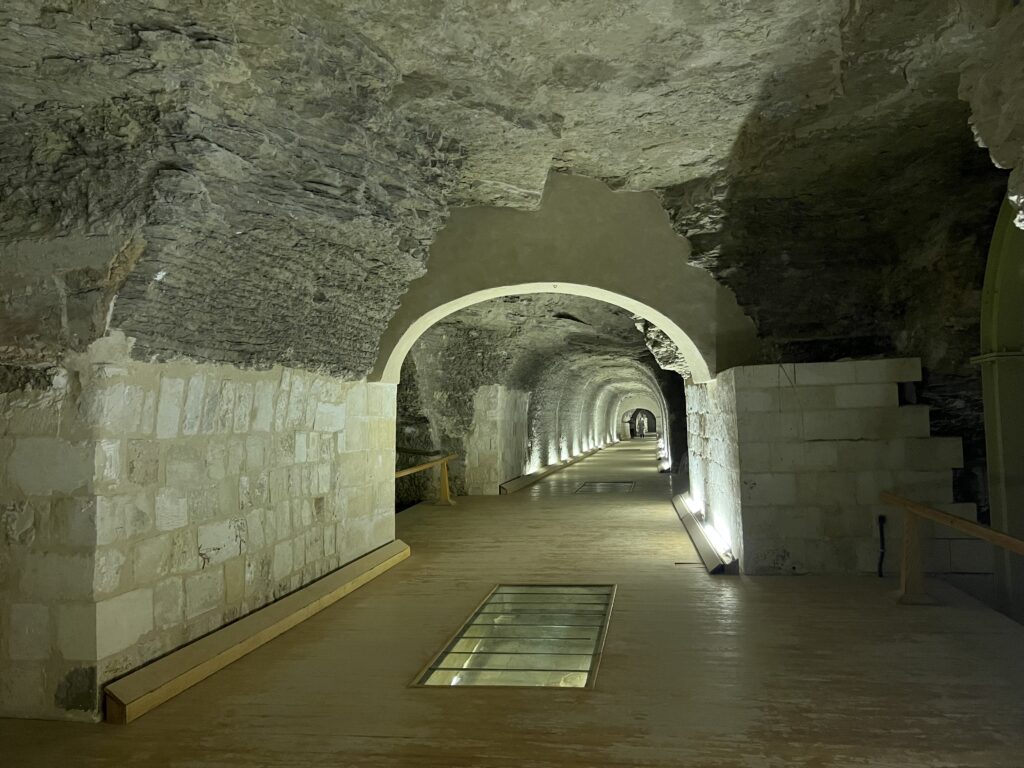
top-left (395, 453), bottom-right (457, 506)
top-left (880, 491), bottom-right (1024, 603)
top-left (105, 540), bottom-right (410, 723)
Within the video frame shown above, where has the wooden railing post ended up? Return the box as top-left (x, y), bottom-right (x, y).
top-left (898, 511), bottom-right (929, 604)
top-left (879, 490), bottom-right (1024, 605)
top-left (437, 458), bottom-right (454, 506)
top-left (395, 453), bottom-right (457, 507)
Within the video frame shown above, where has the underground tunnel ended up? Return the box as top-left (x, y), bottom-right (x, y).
top-left (2, 1), bottom-right (1024, 765)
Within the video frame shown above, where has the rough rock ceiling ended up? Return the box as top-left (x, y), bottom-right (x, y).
top-left (0, 0), bottom-right (1015, 392)
top-left (349, 0), bottom-right (847, 207)
top-left (430, 294), bottom-right (652, 385)
top-left (1, 1), bottom-right (459, 374)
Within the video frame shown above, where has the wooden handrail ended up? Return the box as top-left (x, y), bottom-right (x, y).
top-left (394, 453), bottom-right (457, 506)
top-left (881, 492), bottom-right (1024, 556)
top-left (394, 453), bottom-right (457, 478)
top-left (880, 491), bottom-right (1024, 603)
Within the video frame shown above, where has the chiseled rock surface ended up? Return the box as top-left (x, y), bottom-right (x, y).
top-left (1, 1), bottom-right (1012, 384)
top-left (0, 0), bottom-right (459, 375)
top-left (962, 3), bottom-right (1024, 227)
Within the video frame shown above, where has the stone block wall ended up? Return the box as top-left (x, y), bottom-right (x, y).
top-left (464, 385), bottom-right (530, 495)
top-left (685, 373), bottom-right (743, 563)
top-left (687, 359), bottom-right (990, 579)
top-left (1, 335), bottom-right (396, 720)
top-left (0, 370), bottom-right (99, 718)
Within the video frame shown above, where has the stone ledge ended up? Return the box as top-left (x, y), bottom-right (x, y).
top-left (103, 539), bottom-right (410, 724)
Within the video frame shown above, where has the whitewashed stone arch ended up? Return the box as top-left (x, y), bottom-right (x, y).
top-left (370, 172), bottom-right (758, 383)
top-left (617, 393), bottom-right (663, 425)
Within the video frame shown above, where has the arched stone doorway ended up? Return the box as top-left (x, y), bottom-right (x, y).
top-left (979, 198), bottom-right (1024, 620)
top-left (629, 408), bottom-right (657, 438)
top-left (369, 172), bottom-right (758, 385)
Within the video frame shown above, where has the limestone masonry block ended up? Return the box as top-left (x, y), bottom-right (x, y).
top-left (19, 553), bottom-right (94, 601)
top-left (153, 577), bottom-right (184, 631)
top-left (96, 589), bottom-right (153, 658)
top-left (833, 383), bottom-right (898, 409)
top-left (8, 438), bottom-right (92, 496)
top-left (735, 388), bottom-right (777, 412)
top-left (894, 470), bottom-right (956, 504)
top-left (93, 497), bottom-right (127, 546)
top-left (7, 604), bottom-right (50, 661)
top-left (166, 451), bottom-right (205, 487)
top-left (770, 442), bottom-right (838, 472)
top-left (738, 411), bottom-right (802, 442)
top-left (155, 378), bottom-right (185, 439)
top-left (133, 534), bottom-right (172, 584)
top-left (273, 541), bottom-right (293, 582)
top-left (252, 381), bottom-right (275, 432)
top-left (854, 358), bottom-right (921, 383)
top-left (904, 438), bottom-right (964, 470)
top-left (801, 406), bottom-right (930, 441)
top-left (796, 472), bottom-right (858, 506)
top-left (181, 375), bottom-right (206, 436)
top-left (155, 489), bottom-right (187, 531)
top-left (234, 383), bottom-right (254, 434)
top-left (731, 364), bottom-right (796, 389)
top-left (93, 547), bottom-right (126, 595)
top-left (834, 440), bottom-right (905, 470)
top-left (790, 361), bottom-right (860, 386)
top-left (212, 382), bottom-right (234, 434)
top-left (777, 386), bottom-right (837, 411)
top-left (0, 666), bottom-right (45, 715)
top-left (94, 439), bottom-right (122, 487)
top-left (950, 540), bottom-right (995, 573)
top-left (126, 440), bottom-right (159, 485)
top-left (185, 569), bottom-right (225, 620)
top-left (57, 603), bottom-right (96, 661)
top-left (198, 519), bottom-right (246, 566)
top-left (314, 402), bottom-right (347, 432)
top-left (741, 472), bottom-right (797, 505)
top-left (169, 529), bottom-right (199, 574)
top-left (140, 392), bottom-right (157, 436)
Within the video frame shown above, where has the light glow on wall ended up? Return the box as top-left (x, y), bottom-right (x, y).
top-left (682, 493), bottom-right (734, 560)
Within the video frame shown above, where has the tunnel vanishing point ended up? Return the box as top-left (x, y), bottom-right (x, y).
top-left (2, 3), bottom-right (1024, 765)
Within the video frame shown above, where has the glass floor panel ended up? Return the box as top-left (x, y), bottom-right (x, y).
top-left (461, 625), bottom-right (602, 641)
top-left (449, 637), bottom-right (598, 655)
top-left (435, 652), bottom-right (594, 671)
top-left (416, 584), bottom-right (615, 688)
top-left (479, 604), bottom-right (608, 613)
top-left (423, 669), bottom-right (589, 688)
top-left (493, 589), bottom-right (610, 602)
top-left (487, 593), bottom-right (611, 605)
top-left (470, 613), bottom-right (605, 626)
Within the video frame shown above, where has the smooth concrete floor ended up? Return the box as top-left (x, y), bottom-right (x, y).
top-left (4, 440), bottom-right (1024, 767)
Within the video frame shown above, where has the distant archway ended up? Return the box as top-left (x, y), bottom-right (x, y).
top-left (376, 282), bottom-right (712, 384)
top-left (629, 409), bottom-right (657, 437)
top-left (370, 172), bottom-right (758, 384)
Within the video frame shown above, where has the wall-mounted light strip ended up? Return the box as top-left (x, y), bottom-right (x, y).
top-left (674, 493), bottom-right (739, 575)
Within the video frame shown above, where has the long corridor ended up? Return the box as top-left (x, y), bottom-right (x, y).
top-left (4, 441), bottom-right (1024, 767)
